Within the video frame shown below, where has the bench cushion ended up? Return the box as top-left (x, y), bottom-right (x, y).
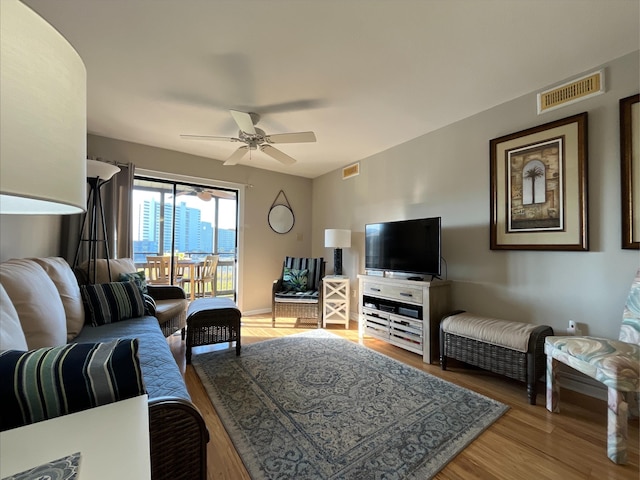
top-left (442, 312), bottom-right (539, 353)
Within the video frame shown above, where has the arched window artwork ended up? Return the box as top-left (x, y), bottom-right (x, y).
top-left (522, 159), bottom-right (546, 205)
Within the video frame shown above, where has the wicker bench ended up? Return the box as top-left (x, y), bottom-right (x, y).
top-left (439, 310), bottom-right (553, 405)
top-left (186, 298), bottom-right (241, 364)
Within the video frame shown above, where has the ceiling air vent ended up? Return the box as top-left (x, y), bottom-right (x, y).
top-left (342, 162), bottom-right (360, 180)
top-left (537, 70), bottom-right (604, 114)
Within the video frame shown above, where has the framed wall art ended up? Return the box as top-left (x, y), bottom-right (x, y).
top-left (620, 93), bottom-right (639, 249)
top-left (490, 112), bottom-right (588, 251)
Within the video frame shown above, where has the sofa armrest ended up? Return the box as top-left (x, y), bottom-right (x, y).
top-left (147, 285), bottom-right (186, 301)
top-left (148, 397), bottom-right (209, 480)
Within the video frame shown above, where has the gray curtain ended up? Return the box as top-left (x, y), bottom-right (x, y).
top-left (61, 160), bottom-right (135, 266)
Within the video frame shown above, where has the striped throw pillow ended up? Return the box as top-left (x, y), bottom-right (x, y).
top-left (81, 281), bottom-right (145, 326)
top-left (0, 339), bottom-right (146, 431)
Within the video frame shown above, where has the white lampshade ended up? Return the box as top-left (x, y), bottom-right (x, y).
top-left (325, 229), bottom-right (351, 248)
top-left (0, 0), bottom-right (87, 214)
top-left (87, 159), bottom-right (120, 181)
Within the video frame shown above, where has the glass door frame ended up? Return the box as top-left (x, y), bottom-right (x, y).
top-left (132, 169), bottom-right (245, 304)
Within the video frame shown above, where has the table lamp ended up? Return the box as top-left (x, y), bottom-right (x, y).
top-left (324, 229), bottom-right (351, 276)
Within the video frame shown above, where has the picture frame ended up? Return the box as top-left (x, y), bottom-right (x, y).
top-left (490, 112), bottom-right (588, 250)
top-left (620, 94), bottom-right (639, 249)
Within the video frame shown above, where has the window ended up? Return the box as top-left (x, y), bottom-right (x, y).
top-left (132, 177), bottom-right (238, 299)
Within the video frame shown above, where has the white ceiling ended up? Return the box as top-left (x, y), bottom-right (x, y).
top-left (22, 0), bottom-right (640, 179)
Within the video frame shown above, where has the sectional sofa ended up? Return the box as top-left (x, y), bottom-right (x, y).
top-left (0, 257), bottom-right (209, 480)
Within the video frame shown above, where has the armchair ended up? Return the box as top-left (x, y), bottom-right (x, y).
top-left (545, 268), bottom-right (640, 464)
top-left (272, 257), bottom-right (324, 328)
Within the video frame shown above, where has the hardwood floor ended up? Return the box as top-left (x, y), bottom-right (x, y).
top-left (168, 314), bottom-right (639, 480)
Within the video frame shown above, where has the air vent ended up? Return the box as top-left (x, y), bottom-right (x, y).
top-left (537, 70), bottom-right (604, 114)
top-left (342, 162), bottom-right (360, 179)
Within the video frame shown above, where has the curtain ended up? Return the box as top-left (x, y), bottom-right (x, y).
top-left (61, 160), bottom-right (135, 266)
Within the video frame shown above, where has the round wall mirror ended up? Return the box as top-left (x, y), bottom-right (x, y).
top-left (268, 204), bottom-right (295, 234)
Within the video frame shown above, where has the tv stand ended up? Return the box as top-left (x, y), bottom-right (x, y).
top-left (358, 275), bottom-right (451, 363)
top-left (406, 276), bottom-right (424, 281)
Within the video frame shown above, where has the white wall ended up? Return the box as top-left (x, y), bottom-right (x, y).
top-left (312, 51), bottom-right (640, 341)
top-left (0, 214), bottom-right (61, 261)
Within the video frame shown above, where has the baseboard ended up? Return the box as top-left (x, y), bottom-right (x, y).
top-left (558, 369), bottom-right (606, 401)
top-left (243, 307), bottom-right (272, 317)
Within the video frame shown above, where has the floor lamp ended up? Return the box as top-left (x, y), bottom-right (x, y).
top-left (73, 159), bottom-right (120, 283)
top-left (325, 229), bottom-right (351, 276)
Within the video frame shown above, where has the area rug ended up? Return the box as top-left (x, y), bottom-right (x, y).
top-left (192, 330), bottom-right (508, 479)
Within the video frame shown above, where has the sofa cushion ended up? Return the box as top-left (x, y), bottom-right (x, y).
top-left (32, 257), bottom-right (85, 342)
top-left (0, 259), bottom-right (67, 349)
top-left (79, 258), bottom-right (138, 284)
top-left (0, 338), bottom-right (146, 431)
top-left (0, 283), bottom-right (27, 352)
top-left (81, 281), bottom-right (146, 326)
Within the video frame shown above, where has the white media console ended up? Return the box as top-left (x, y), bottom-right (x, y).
top-left (358, 275), bottom-right (451, 363)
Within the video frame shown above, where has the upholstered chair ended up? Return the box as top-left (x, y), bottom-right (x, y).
top-left (272, 257), bottom-right (324, 328)
top-left (544, 268), bottom-right (640, 464)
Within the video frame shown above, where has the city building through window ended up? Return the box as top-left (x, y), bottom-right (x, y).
top-left (132, 177), bottom-right (238, 299)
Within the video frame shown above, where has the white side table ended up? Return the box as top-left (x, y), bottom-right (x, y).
top-left (323, 276), bottom-right (350, 329)
top-left (0, 395), bottom-right (150, 479)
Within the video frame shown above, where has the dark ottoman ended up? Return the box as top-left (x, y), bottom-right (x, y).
top-left (186, 297), bottom-right (241, 364)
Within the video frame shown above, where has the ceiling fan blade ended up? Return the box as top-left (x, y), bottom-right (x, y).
top-left (180, 134), bottom-right (239, 142)
top-left (223, 145), bottom-right (249, 166)
top-left (260, 145), bottom-right (296, 165)
top-left (230, 110), bottom-right (256, 134)
top-left (265, 131), bottom-right (316, 144)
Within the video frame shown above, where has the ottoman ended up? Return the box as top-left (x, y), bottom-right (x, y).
top-left (186, 298), bottom-right (241, 364)
top-left (440, 310), bottom-right (554, 404)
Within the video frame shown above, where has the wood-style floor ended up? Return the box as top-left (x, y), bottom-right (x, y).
top-left (168, 314), bottom-right (639, 480)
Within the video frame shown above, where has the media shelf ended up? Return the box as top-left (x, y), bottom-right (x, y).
top-left (358, 275), bottom-right (451, 363)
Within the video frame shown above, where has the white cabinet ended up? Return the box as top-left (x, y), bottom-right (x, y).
top-left (323, 276), bottom-right (350, 328)
top-left (358, 275), bottom-right (451, 363)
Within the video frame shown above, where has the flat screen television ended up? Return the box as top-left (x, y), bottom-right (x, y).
top-left (365, 217), bottom-right (441, 279)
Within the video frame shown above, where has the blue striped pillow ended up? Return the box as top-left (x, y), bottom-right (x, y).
top-left (81, 281), bottom-right (145, 326)
top-left (0, 339), bottom-right (146, 431)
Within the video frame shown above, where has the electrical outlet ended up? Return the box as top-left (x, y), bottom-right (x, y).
top-left (351, 290), bottom-right (357, 298)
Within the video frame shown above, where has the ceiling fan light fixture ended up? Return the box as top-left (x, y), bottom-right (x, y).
top-left (197, 191), bottom-right (212, 201)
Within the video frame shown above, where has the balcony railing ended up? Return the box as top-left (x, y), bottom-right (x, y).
top-left (134, 251), bottom-right (236, 299)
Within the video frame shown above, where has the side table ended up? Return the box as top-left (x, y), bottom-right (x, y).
top-left (323, 276), bottom-right (350, 329)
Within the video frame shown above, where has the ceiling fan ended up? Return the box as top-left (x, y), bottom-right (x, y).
top-left (174, 187), bottom-right (236, 202)
top-left (180, 110), bottom-right (316, 166)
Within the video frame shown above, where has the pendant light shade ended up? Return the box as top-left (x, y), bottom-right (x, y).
top-left (0, 0), bottom-right (87, 214)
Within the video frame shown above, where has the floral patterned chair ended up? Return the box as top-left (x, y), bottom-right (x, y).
top-left (544, 268), bottom-right (640, 464)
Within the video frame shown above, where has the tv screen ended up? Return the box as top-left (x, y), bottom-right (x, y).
top-left (365, 217), bottom-right (441, 278)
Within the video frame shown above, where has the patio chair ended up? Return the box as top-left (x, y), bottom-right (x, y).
top-left (272, 257), bottom-right (324, 328)
top-left (193, 254), bottom-right (219, 298)
top-left (545, 268), bottom-right (640, 464)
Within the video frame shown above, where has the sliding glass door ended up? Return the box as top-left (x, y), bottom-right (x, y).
top-left (132, 177), bottom-right (238, 299)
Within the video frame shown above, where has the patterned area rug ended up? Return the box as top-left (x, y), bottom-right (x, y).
top-left (192, 330), bottom-right (508, 479)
